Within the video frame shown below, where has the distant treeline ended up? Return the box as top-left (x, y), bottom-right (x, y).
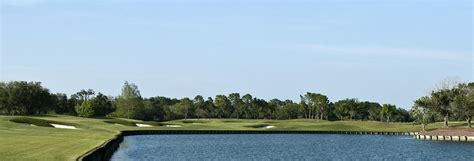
top-left (0, 81), bottom-right (472, 127)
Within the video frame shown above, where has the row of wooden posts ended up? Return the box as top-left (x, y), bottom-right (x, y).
top-left (414, 134), bottom-right (474, 142)
top-left (120, 130), bottom-right (418, 136)
top-left (121, 130), bottom-right (474, 142)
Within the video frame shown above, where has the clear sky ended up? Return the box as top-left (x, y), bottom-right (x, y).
top-left (1, 0), bottom-right (472, 109)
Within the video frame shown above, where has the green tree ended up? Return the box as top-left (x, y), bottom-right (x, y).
top-left (67, 95), bottom-right (79, 116)
top-left (269, 99), bottom-right (284, 119)
top-left (393, 108), bottom-right (411, 122)
top-left (144, 96), bottom-right (179, 120)
top-left (283, 100), bottom-right (300, 119)
top-left (52, 93), bottom-right (75, 115)
top-left (205, 97), bottom-right (216, 118)
top-left (312, 93), bottom-right (330, 120)
top-left (367, 102), bottom-right (382, 121)
top-left (75, 100), bottom-right (94, 117)
top-left (356, 101), bottom-right (376, 120)
top-left (413, 96), bottom-right (432, 131)
top-left (334, 98), bottom-right (359, 120)
top-left (228, 93), bottom-right (244, 119)
top-left (0, 82), bottom-right (9, 114)
top-left (76, 89), bottom-right (95, 102)
top-left (73, 89), bottom-right (97, 117)
top-left (214, 95), bottom-right (231, 118)
top-left (0, 82), bottom-right (13, 115)
top-left (90, 93), bottom-right (114, 117)
top-left (274, 107), bottom-right (289, 120)
top-left (242, 94), bottom-right (253, 119)
top-left (333, 100), bottom-right (348, 120)
top-left (0, 81), bottom-right (52, 115)
top-left (347, 99), bottom-right (360, 120)
top-left (177, 98), bottom-right (193, 119)
top-left (115, 81), bottom-right (145, 119)
top-left (143, 100), bottom-right (158, 121)
top-left (381, 104), bottom-right (397, 122)
top-left (300, 94), bottom-right (314, 119)
top-left (193, 95), bottom-right (209, 119)
top-left (299, 97), bottom-right (309, 119)
top-left (253, 98), bottom-right (269, 119)
top-left (451, 83), bottom-right (474, 128)
top-left (431, 89), bottom-right (455, 128)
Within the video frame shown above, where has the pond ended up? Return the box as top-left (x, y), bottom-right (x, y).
top-left (111, 134), bottom-right (474, 160)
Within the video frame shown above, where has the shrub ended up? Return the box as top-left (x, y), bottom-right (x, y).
top-left (10, 117), bottom-right (75, 127)
top-left (75, 101), bottom-right (95, 118)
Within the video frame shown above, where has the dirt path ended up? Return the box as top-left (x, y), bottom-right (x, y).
top-left (420, 128), bottom-right (474, 136)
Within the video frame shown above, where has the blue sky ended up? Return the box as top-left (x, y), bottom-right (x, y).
top-left (1, 0), bottom-right (472, 109)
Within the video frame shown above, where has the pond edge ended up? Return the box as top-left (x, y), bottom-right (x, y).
top-left (77, 130), bottom-right (469, 161)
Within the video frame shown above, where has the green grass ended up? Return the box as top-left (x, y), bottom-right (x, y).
top-left (142, 121), bottom-right (177, 126)
top-left (0, 115), bottom-right (469, 161)
top-left (182, 119), bottom-right (211, 124)
top-left (220, 119), bottom-right (243, 123)
top-left (103, 119), bottom-right (138, 126)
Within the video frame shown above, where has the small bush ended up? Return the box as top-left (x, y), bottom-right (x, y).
top-left (75, 101), bottom-right (94, 118)
top-left (10, 117), bottom-right (75, 127)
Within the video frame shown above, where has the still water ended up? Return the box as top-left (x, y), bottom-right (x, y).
top-left (111, 134), bottom-right (474, 160)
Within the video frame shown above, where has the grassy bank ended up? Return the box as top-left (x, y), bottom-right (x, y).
top-left (0, 115), bottom-right (468, 161)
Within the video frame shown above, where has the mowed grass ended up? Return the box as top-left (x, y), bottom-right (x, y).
top-left (0, 115), bottom-right (468, 161)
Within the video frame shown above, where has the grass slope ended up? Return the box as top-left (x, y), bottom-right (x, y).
top-left (0, 115), bottom-right (468, 161)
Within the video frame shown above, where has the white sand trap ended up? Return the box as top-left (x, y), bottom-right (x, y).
top-left (50, 124), bottom-right (77, 129)
top-left (136, 123), bottom-right (152, 127)
top-left (192, 123), bottom-right (203, 125)
top-left (114, 123), bottom-right (124, 126)
top-left (165, 125), bottom-right (182, 128)
top-left (263, 125), bottom-right (275, 129)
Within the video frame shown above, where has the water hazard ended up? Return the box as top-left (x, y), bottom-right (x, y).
top-left (111, 134), bottom-right (474, 160)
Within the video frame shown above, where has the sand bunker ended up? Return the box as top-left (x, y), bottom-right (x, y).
top-left (165, 125), bottom-right (182, 128)
top-left (136, 123), bottom-right (152, 127)
top-left (263, 125), bottom-right (275, 129)
top-left (50, 124), bottom-right (77, 129)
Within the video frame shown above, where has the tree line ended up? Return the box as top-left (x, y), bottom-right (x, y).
top-left (411, 82), bottom-right (474, 130)
top-left (1, 80), bottom-right (471, 126)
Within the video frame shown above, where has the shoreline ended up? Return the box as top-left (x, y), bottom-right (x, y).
top-left (414, 134), bottom-right (474, 141)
